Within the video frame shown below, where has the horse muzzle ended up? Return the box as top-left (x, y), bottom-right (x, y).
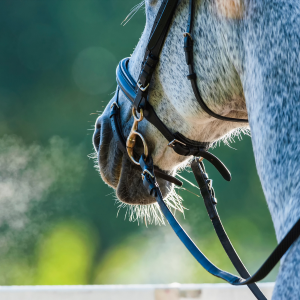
top-left (93, 103), bottom-right (174, 205)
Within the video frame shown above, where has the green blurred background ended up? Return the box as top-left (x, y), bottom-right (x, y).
top-left (0, 0), bottom-right (278, 286)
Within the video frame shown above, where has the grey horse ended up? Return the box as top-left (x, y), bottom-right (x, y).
top-left (93, 0), bottom-right (300, 298)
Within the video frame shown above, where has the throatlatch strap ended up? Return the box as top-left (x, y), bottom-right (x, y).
top-left (184, 0), bottom-right (248, 123)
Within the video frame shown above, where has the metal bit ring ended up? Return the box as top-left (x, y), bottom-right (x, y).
top-left (126, 107), bottom-right (149, 165)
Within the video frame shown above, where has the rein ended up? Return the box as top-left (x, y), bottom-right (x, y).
top-left (140, 154), bottom-right (300, 292)
top-left (108, 0), bottom-right (300, 299)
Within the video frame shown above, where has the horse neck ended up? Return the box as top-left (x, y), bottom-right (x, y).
top-left (238, 0), bottom-right (300, 245)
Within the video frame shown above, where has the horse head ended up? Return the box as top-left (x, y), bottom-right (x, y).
top-left (94, 0), bottom-right (248, 206)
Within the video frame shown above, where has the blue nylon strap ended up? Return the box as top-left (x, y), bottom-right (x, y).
top-left (155, 186), bottom-right (242, 284)
top-left (139, 154), bottom-right (300, 291)
top-left (116, 58), bottom-right (136, 103)
top-left (155, 176), bottom-right (300, 286)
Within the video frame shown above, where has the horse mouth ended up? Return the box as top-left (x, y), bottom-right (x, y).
top-left (93, 116), bottom-right (173, 205)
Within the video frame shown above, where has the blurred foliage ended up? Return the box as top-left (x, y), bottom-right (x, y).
top-left (0, 0), bottom-right (278, 286)
top-left (35, 220), bottom-right (98, 285)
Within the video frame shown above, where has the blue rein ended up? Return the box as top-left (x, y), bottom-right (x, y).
top-left (139, 154), bottom-right (300, 299)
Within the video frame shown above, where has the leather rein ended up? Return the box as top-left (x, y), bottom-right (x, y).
top-left (108, 0), bottom-right (300, 299)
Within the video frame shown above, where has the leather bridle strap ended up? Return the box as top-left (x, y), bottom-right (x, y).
top-left (184, 0), bottom-right (248, 123)
top-left (140, 154), bottom-right (300, 297)
top-left (134, 0), bottom-right (179, 109)
top-left (110, 88), bottom-right (183, 187)
top-left (147, 0), bottom-right (179, 52)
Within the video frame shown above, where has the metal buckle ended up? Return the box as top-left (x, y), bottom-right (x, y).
top-left (212, 197), bottom-right (218, 205)
top-left (110, 102), bottom-right (119, 109)
top-left (168, 139), bottom-right (187, 148)
top-left (126, 107), bottom-right (149, 165)
top-left (141, 169), bottom-right (154, 181)
top-left (137, 81), bottom-right (149, 92)
top-left (183, 32), bottom-right (193, 40)
top-left (206, 179), bottom-right (213, 190)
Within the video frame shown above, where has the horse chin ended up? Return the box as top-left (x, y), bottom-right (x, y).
top-left (116, 157), bottom-right (157, 205)
top-left (115, 156), bottom-right (173, 205)
top-left (96, 120), bottom-right (172, 205)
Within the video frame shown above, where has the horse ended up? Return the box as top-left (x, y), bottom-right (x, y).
top-left (93, 0), bottom-right (300, 299)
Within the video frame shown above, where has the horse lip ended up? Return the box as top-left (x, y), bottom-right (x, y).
top-left (96, 117), bottom-right (123, 189)
top-left (115, 153), bottom-right (175, 205)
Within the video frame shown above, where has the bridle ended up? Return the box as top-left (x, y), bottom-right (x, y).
top-left (107, 0), bottom-right (300, 299)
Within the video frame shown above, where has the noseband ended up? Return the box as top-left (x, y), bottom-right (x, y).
top-left (108, 0), bottom-right (300, 299)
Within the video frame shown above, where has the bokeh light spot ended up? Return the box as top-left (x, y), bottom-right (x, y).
top-left (72, 47), bottom-right (117, 95)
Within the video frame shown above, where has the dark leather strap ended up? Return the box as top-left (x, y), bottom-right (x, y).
top-left (133, 0), bottom-right (179, 109)
top-left (117, 58), bottom-right (177, 144)
top-left (147, 0), bottom-right (179, 51)
top-left (140, 154), bottom-right (300, 296)
top-left (184, 0), bottom-right (248, 123)
top-left (140, 154), bottom-right (245, 284)
top-left (191, 160), bottom-right (266, 300)
top-left (110, 91), bottom-right (127, 155)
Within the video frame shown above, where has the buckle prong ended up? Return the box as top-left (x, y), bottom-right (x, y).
top-left (137, 81), bottom-right (150, 92)
top-left (110, 102), bottom-right (119, 109)
top-left (141, 169), bottom-right (154, 180)
top-left (183, 32), bottom-right (193, 40)
top-left (168, 139), bottom-right (187, 148)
